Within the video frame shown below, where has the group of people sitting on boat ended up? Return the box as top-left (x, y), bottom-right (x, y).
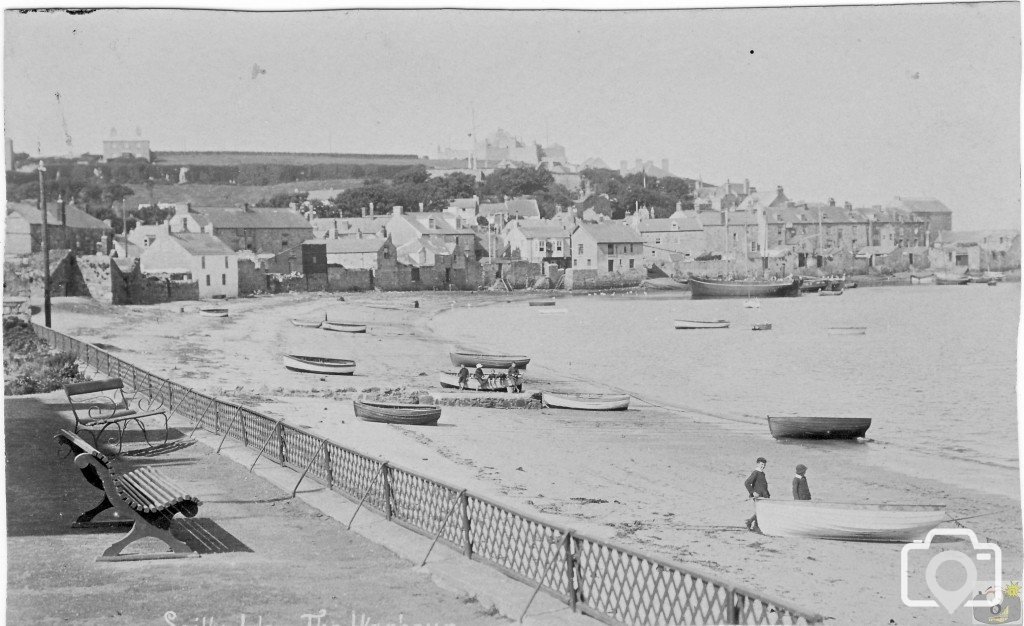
top-left (456, 363), bottom-right (523, 393)
top-left (743, 456), bottom-right (811, 533)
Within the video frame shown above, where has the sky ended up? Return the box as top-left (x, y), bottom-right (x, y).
top-left (3, 3), bottom-right (1021, 230)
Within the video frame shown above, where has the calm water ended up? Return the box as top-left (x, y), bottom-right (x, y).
top-left (433, 284), bottom-right (1020, 476)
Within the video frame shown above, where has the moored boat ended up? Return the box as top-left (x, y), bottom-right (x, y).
top-left (199, 307), bottom-right (229, 317)
top-left (323, 321), bottom-right (368, 333)
top-left (767, 415), bottom-right (871, 439)
top-left (754, 500), bottom-right (946, 541)
top-left (290, 317), bottom-right (324, 328)
top-left (819, 289), bottom-right (844, 296)
top-left (688, 275), bottom-right (802, 299)
top-left (282, 354), bottom-right (356, 375)
top-left (934, 273), bottom-right (970, 285)
top-left (450, 350), bottom-right (530, 369)
top-left (909, 273), bottom-right (934, 284)
top-left (983, 271), bottom-right (1006, 282)
top-left (743, 298), bottom-right (760, 309)
top-left (353, 399), bottom-right (441, 425)
top-left (752, 322), bottom-right (773, 331)
top-left (438, 370), bottom-right (511, 391)
top-left (828, 327), bottom-right (866, 335)
top-left (799, 278), bottom-right (828, 293)
top-left (528, 299), bottom-right (556, 307)
top-left (674, 319), bottom-right (730, 329)
top-left (542, 392), bottom-right (630, 411)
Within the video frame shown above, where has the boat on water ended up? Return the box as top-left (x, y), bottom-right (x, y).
top-left (752, 322), bottom-right (773, 331)
top-left (353, 399), bottom-right (441, 425)
top-left (323, 321), bottom-right (368, 333)
top-left (799, 278), bottom-right (828, 293)
top-left (528, 299), bottom-right (556, 307)
top-left (450, 350), bottom-right (530, 369)
top-left (199, 308), bottom-right (229, 317)
top-left (983, 271), bottom-right (1006, 282)
top-left (819, 289), bottom-right (844, 296)
top-left (282, 354), bottom-right (356, 375)
top-left (828, 326), bottom-right (867, 335)
top-left (934, 273), bottom-right (971, 285)
top-left (688, 275), bottom-right (802, 299)
top-left (754, 500), bottom-right (946, 541)
top-left (290, 317), bottom-right (324, 328)
top-left (438, 371), bottom-right (511, 392)
top-left (767, 415), bottom-right (872, 439)
top-left (743, 298), bottom-right (760, 309)
top-left (542, 392), bottom-right (630, 411)
top-left (674, 319), bottom-right (730, 329)
top-left (909, 273), bottom-right (935, 284)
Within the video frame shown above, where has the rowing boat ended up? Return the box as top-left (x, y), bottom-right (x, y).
top-left (934, 273), bottom-right (970, 285)
top-left (282, 354), bottom-right (356, 375)
top-left (767, 416), bottom-right (872, 439)
top-left (542, 392), bottom-right (630, 411)
top-left (290, 318), bottom-right (323, 328)
top-left (323, 321), bottom-right (367, 333)
top-left (828, 327), bottom-right (866, 335)
top-left (674, 319), bottom-right (729, 329)
top-left (537, 308), bottom-right (568, 315)
top-left (199, 308), bottom-right (229, 318)
top-left (688, 275), bottom-right (802, 299)
top-left (754, 500), bottom-right (946, 541)
top-left (450, 350), bottom-right (530, 369)
top-left (353, 399), bottom-right (441, 425)
top-left (528, 299), bottom-right (556, 307)
top-left (438, 371), bottom-right (511, 391)
top-left (752, 322), bottom-right (773, 331)
top-left (819, 289), bottom-right (844, 296)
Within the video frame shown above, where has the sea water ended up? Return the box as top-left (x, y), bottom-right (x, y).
top-left (432, 284), bottom-right (1020, 494)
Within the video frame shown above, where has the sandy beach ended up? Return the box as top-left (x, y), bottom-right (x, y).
top-left (38, 290), bottom-right (1023, 625)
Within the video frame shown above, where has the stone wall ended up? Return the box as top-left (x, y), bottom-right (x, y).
top-left (111, 258), bottom-right (200, 305)
top-left (3, 250), bottom-right (91, 299)
top-left (563, 267), bottom-right (645, 291)
top-left (326, 267), bottom-right (372, 291)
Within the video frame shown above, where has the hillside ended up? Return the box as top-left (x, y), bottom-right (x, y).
top-left (153, 151), bottom-right (425, 167)
top-left (127, 178), bottom-right (363, 207)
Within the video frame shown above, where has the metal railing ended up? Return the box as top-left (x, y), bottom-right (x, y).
top-left (34, 323), bottom-right (824, 625)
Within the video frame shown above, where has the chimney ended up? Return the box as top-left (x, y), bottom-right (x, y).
top-left (244, 202), bottom-right (251, 212)
top-left (726, 179), bottom-right (731, 194)
top-left (393, 206), bottom-right (403, 215)
top-left (661, 159), bottom-right (669, 173)
top-left (369, 202), bottom-right (375, 216)
top-left (828, 197), bottom-right (836, 207)
top-left (418, 202), bottom-right (424, 212)
top-left (844, 201), bottom-right (853, 210)
top-left (744, 179), bottom-right (750, 195)
top-left (59, 194), bottom-right (67, 226)
top-left (361, 206), bottom-right (366, 218)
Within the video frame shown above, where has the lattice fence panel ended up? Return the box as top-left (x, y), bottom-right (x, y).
top-left (468, 497), bottom-right (571, 596)
top-left (280, 426), bottom-right (330, 484)
top-left (240, 409), bottom-right (280, 462)
top-left (735, 592), bottom-right (822, 625)
top-left (575, 537), bottom-right (732, 625)
top-left (388, 468), bottom-right (464, 548)
top-left (325, 444), bottom-right (389, 513)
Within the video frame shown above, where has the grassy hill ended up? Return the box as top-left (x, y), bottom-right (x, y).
top-left (127, 178), bottom-right (363, 207)
top-left (154, 151), bottom-right (424, 167)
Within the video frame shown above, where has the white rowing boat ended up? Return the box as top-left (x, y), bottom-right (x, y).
top-left (323, 321), bottom-right (367, 333)
top-left (199, 308), bottom-right (229, 318)
top-left (282, 354), bottom-right (356, 375)
top-left (674, 319), bottom-right (729, 329)
top-left (542, 392), bottom-right (630, 411)
top-left (755, 500), bottom-right (946, 542)
top-left (828, 327), bottom-right (866, 335)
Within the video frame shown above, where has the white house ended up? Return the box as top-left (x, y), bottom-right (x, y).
top-left (140, 232), bottom-right (239, 298)
top-left (570, 222), bottom-right (644, 273)
top-left (504, 219), bottom-right (573, 264)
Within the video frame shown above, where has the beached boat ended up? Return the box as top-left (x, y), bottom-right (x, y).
top-left (819, 289), bottom-right (844, 296)
top-left (674, 319), bottom-right (730, 329)
top-left (767, 415), bottom-right (872, 439)
top-left (282, 354), bottom-right (356, 375)
top-left (542, 392), bottom-right (630, 411)
top-left (537, 308), bottom-right (568, 315)
top-left (323, 321), bottom-right (367, 333)
top-left (754, 500), bottom-right (946, 541)
top-left (828, 326), bottom-right (867, 335)
top-left (909, 273), bottom-right (934, 285)
top-left (935, 273), bottom-right (970, 285)
top-left (450, 350), bottom-right (530, 369)
top-left (688, 276), bottom-right (802, 299)
top-left (752, 322), bottom-right (773, 331)
top-left (983, 271), bottom-right (1006, 282)
top-left (353, 399), bottom-right (441, 425)
top-left (528, 299), bottom-right (556, 307)
top-left (799, 278), bottom-right (828, 293)
top-left (199, 307), bottom-right (229, 317)
top-left (290, 317), bottom-right (324, 328)
top-left (438, 371), bottom-right (511, 391)
top-left (743, 298), bottom-right (760, 309)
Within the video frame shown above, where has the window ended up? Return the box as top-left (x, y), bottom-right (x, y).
top-left (201, 256), bottom-right (206, 269)
top-left (224, 256), bottom-right (229, 268)
top-left (205, 275), bottom-right (211, 286)
top-left (556, 241), bottom-right (562, 251)
top-left (629, 259), bottom-right (635, 269)
top-left (538, 241), bottom-right (545, 252)
top-left (750, 242), bottom-right (757, 252)
top-left (573, 258), bottom-right (578, 267)
top-left (655, 237), bottom-right (661, 245)
top-left (221, 275), bottom-right (226, 285)
top-left (282, 240), bottom-right (289, 249)
top-left (578, 244), bottom-right (584, 254)
top-left (587, 258), bottom-right (592, 267)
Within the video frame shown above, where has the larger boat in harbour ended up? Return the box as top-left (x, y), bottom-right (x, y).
top-left (687, 275), bottom-right (802, 299)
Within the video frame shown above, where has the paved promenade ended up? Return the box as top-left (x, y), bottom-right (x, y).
top-left (5, 392), bottom-right (511, 625)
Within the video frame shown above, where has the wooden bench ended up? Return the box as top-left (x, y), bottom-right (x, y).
top-left (64, 378), bottom-right (171, 454)
top-left (56, 428), bottom-right (202, 561)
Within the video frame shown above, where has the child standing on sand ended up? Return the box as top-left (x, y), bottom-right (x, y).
top-left (793, 464), bottom-right (811, 500)
top-left (744, 457), bottom-right (770, 532)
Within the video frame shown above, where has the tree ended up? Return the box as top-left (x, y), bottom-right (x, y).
top-left (479, 166), bottom-right (554, 198)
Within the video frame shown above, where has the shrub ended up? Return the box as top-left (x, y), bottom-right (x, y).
top-left (3, 317), bottom-right (84, 395)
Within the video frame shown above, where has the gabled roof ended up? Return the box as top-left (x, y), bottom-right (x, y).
top-left (478, 197), bottom-right (541, 219)
top-left (401, 212), bottom-right (474, 235)
top-left (637, 216), bottom-right (704, 233)
top-left (894, 197), bottom-right (952, 214)
top-left (449, 197), bottom-right (479, 210)
top-left (307, 237), bottom-right (387, 254)
top-left (7, 202), bottom-right (112, 231)
top-left (514, 220), bottom-right (573, 239)
top-left (198, 207), bottom-right (313, 230)
top-left (171, 233), bottom-right (236, 256)
top-left (574, 221), bottom-right (643, 244)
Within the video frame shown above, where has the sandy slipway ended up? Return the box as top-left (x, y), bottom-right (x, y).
top-left (38, 292), bottom-right (1024, 625)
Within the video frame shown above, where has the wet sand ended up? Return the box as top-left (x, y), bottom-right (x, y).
top-left (40, 291), bottom-right (1023, 625)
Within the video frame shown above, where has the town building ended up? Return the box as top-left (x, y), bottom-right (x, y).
top-left (503, 219), bottom-right (573, 265)
top-left (165, 203), bottom-right (314, 256)
top-left (103, 139), bottom-right (151, 162)
top-left (937, 230), bottom-right (1021, 271)
top-left (310, 216), bottom-right (389, 240)
top-left (570, 221), bottom-right (644, 273)
top-left (386, 207), bottom-right (477, 258)
top-left (626, 206), bottom-right (705, 263)
top-left (894, 197), bottom-right (953, 243)
top-left (478, 197), bottom-right (541, 227)
top-left (139, 232), bottom-right (239, 298)
top-left (5, 201), bottom-right (112, 256)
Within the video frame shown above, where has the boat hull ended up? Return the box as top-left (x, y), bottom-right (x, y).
top-left (450, 351), bottom-right (530, 369)
top-left (282, 355), bottom-right (355, 375)
top-left (542, 392), bottom-right (630, 411)
top-left (755, 500), bottom-right (946, 541)
top-left (199, 308), bottom-right (229, 317)
top-left (353, 399), bottom-right (441, 425)
top-left (752, 323), bottom-right (773, 331)
top-left (674, 319), bottom-right (730, 329)
top-left (688, 276), bottom-right (802, 299)
top-left (767, 416), bottom-right (871, 439)
top-left (528, 300), bottom-right (556, 307)
top-left (323, 321), bottom-right (367, 333)
top-left (828, 327), bottom-right (866, 335)
top-left (934, 273), bottom-right (970, 285)
top-left (819, 289), bottom-right (844, 296)
top-left (290, 318), bottom-right (323, 328)
top-left (438, 371), bottom-right (511, 392)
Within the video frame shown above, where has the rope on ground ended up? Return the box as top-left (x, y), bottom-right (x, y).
top-left (945, 507), bottom-right (1018, 527)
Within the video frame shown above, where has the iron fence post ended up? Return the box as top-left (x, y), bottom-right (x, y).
top-left (382, 463), bottom-right (393, 520)
top-left (323, 445), bottom-right (333, 489)
top-left (459, 491), bottom-right (473, 558)
top-left (277, 422), bottom-right (286, 464)
top-left (563, 532), bottom-right (577, 611)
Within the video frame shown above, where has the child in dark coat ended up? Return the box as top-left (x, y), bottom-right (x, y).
top-left (744, 457), bottom-right (769, 532)
top-left (792, 464), bottom-right (811, 500)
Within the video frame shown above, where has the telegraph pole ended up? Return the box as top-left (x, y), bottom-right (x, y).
top-left (38, 161), bottom-right (51, 327)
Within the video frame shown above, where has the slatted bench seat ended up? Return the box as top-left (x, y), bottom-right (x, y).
top-left (64, 378), bottom-right (171, 454)
top-left (56, 428), bottom-right (202, 561)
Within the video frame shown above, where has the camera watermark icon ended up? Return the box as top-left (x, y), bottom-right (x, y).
top-left (971, 581), bottom-right (1023, 625)
top-left (901, 528), bottom-right (1003, 614)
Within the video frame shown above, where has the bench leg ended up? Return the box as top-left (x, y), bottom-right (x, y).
top-left (97, 513), bottom-right (196, 561)
top-left (72, 495), bottom-right (127, 527)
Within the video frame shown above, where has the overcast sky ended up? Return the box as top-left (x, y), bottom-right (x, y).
top-left (4, 4), bottom-right (1021, 229)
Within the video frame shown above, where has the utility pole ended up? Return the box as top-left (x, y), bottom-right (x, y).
top-left (38, 161), bottom-right (51, 327)
top-left (122, 198), bottom-right (129, 258)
